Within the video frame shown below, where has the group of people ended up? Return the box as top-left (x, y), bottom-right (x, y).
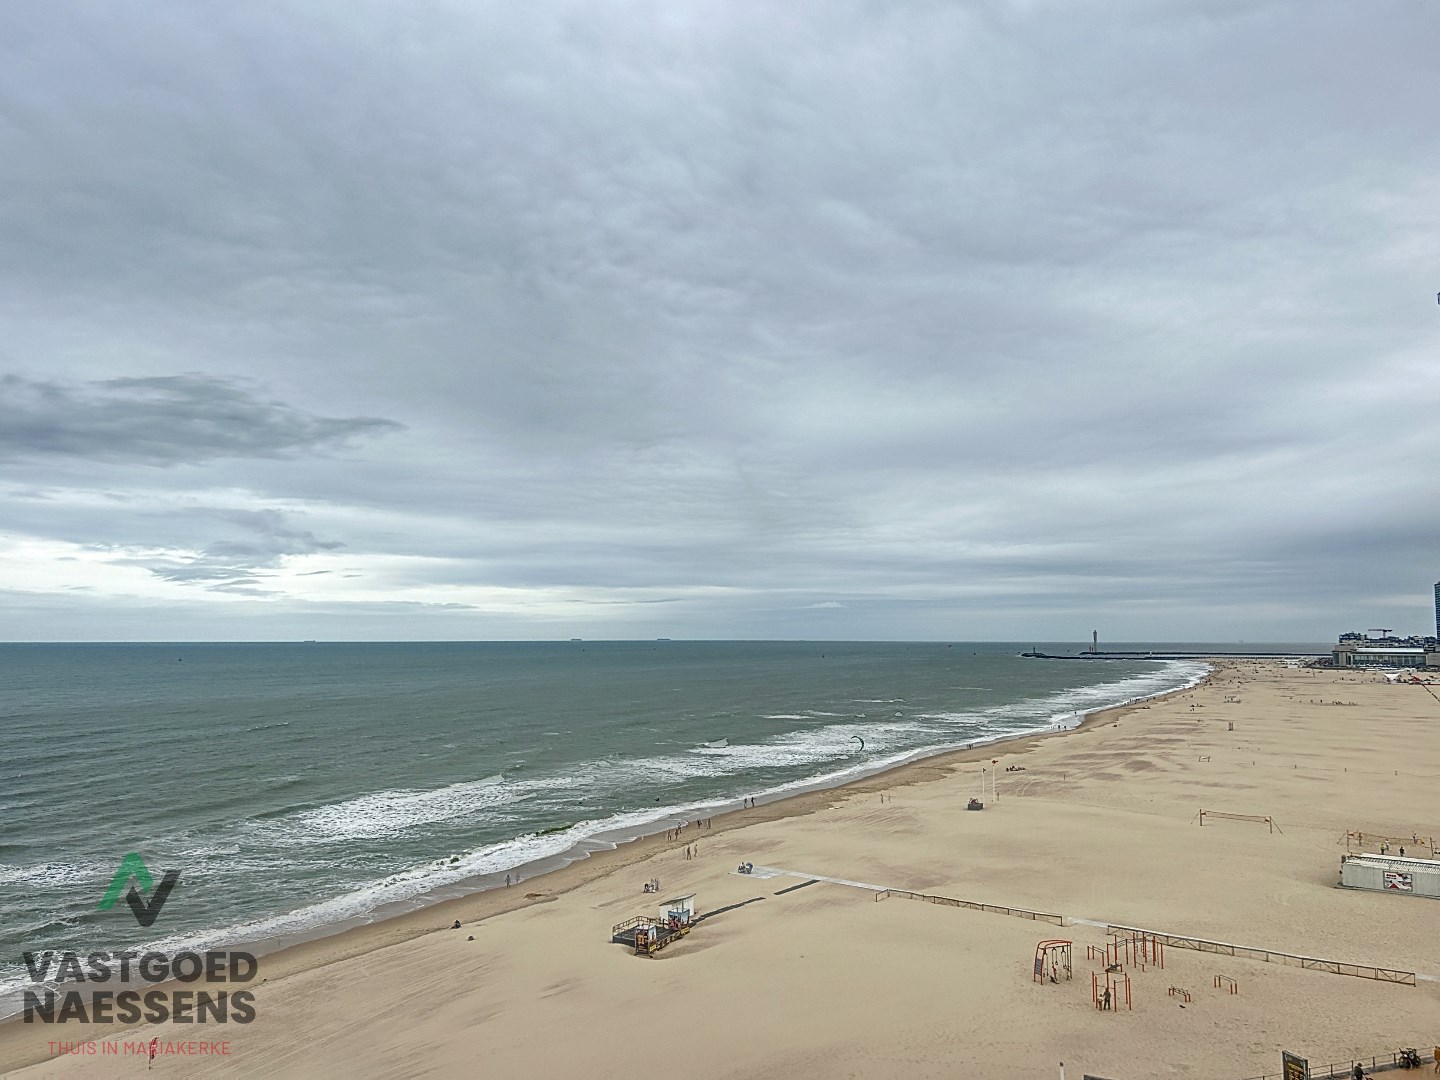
top-left (1355, 830), bottom-right (1426, 859)
top-left (736, 862), bottom-right (754, 874)
top-left (641, 877), bottom-right (661, 894)
top-left (665, 819), bottom-right (712, 842)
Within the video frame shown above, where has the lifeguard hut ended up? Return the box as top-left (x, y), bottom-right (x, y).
top-left (611, 893), bottom-right (697, 957)
top-left (660, 893), bottom-right (696, 929)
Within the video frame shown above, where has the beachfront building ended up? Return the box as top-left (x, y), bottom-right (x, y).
top-left (1340, 853), bottom-right (1440, 898)
top-left (1330, 642), bottom-right (1440, 668)
top-left (1327, 583), bottom-right (1440, 668)
top-left (1330, 642), bottom-right (1436, 668)
top-left (1332, 622), bottom-right (1440, 669)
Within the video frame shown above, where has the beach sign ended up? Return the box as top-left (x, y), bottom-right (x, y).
top-left (1384, 871), bottom-right (1413, 891)
top-left (1281, 1050), bottom-right (1309, 1079)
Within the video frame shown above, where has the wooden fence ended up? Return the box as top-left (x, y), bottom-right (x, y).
top-left (876, 889), bottom-right (1066, 926)
top-left (1106, 924), bottom-right (1416, 985)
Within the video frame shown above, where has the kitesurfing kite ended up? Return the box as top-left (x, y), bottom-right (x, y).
top-left (850, 735), bottom-right (865, 752)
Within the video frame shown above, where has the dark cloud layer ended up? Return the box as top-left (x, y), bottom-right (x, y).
top-left (0, 375), bottom-right (401, 466)
top-left (0, 0), bottom-right (1437, 640)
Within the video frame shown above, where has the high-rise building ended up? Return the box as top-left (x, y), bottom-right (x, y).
top-left (1434, 580), bottom-right (1440, 639)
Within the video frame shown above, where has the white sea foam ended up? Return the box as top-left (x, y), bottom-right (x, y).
top-left (0, 859), bottom-right (115, 889)
top-left (254, 773), bottom-right (519, 845)
top-left (0, 657), bottom-right (1206, 1020)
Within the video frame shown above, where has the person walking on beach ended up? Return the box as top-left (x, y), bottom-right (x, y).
top-left (1101, 987), bottom-right (1111, 1011)
top-left (148, 1038), bottom-right (158, 1070)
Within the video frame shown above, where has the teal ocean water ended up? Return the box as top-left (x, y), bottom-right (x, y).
top-left (0, 640), bottom-right (1225, 1013)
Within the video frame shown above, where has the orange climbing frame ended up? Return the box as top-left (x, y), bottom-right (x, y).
top-left (1107, 931), bottom-right (1164, 969)
top-left (1092, 969), bottom-right (1131, 1011)
top-left (1032, 939), bottom-right (1073, 984)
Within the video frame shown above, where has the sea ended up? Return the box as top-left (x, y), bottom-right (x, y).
top-left (1, 639), bottom-right (1293, 1016)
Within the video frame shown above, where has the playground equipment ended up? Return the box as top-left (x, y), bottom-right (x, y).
top-left (1092, 969), bottom-right (1131, 1011)
top-left (1032, 940), bottom-right (1072, 984)
top-left (1195, 809), bottom-right (1282, 833)
top-left (1107, 931), bottom-right (1164, 970)
top-left (1214, 975), bottom-right (1237, 994)
top-left (1168, 986), bottom-right (1192, 1002)
top-left (610, 893), bottom-right (697, 957)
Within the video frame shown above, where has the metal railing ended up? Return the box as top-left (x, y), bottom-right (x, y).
top-left (1106, 924), bottom-right (1416, 986)
top-left (876, 889), bottom-right (1066, 926)
top-left (1239, 1048), bottom-right (1417, 1078)
top-left (611, 915), bottom-right (659, 935)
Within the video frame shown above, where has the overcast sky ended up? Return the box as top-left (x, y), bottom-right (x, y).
top-left (1, 0), bottom-right (1437, 643)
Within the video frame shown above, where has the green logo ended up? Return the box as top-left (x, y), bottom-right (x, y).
top-left (99, 853), bottom-right (180, 928)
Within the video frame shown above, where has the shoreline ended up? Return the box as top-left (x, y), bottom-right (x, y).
top-left (13, 657), bottom-right (1438, 1078)
top-left (247, 657), bottom-right (1207, 951)
top-left (0, 663), bottom-right (1207, 1071)
top-left (2, 661), bottom-right (1205, 1006)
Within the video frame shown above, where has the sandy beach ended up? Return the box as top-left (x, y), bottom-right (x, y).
top-left (6, 660), bottom-right (1439, 1078)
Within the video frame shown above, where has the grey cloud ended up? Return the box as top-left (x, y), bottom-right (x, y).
top-left (1, 1), bottom-right (1439, 640)
top-left (0, 375), bottom-right (402, 466)
top-left (106, 507), bottom-right (347, 593)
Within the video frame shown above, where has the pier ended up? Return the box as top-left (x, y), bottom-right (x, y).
top-left (1021, 650), bottom-right (1324, 661)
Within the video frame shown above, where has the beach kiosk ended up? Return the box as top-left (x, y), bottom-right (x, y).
top-left (611, 893), bottom-right (697, 956)
top-left (1340, 853), bottom-right (1440, 898)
